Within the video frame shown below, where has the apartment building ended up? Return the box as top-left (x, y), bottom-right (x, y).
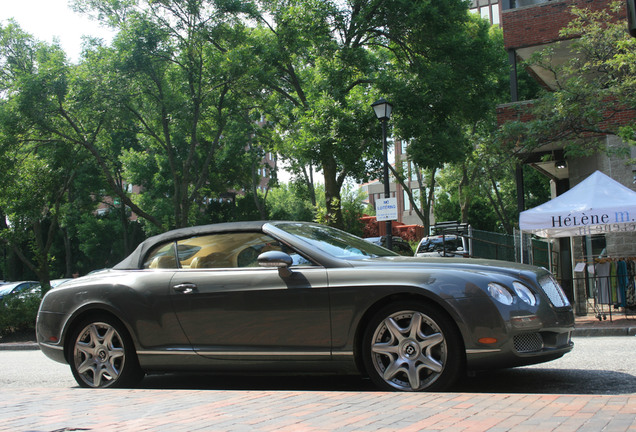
top-left (497, 0), bottom-right (636, 312)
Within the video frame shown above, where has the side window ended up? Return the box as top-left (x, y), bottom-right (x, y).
top-left (144, 242), bottom-right (178, 269)
top-left (176, 232), bottom-right (314, 269)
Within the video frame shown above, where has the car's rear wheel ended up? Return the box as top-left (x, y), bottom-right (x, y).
top-left (69, 315), bottom-right (144, 388)
top-left (362, 301), bottom-right (464, 392)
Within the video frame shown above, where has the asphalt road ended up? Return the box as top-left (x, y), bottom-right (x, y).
top-left (2, 336), bottom-right (635, 394)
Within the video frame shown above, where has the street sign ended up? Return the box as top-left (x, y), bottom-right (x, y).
top-left (376, 198), bottom-right (398, 221)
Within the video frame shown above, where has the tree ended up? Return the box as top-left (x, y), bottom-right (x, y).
top-left (435, 159), bottom-right (549, 234)
top-left (381, 5), bottom-right (502, 170)
top-left (380, 18), bottom-right (516, 231)
top-left (0, 23), bottom-right (89, 288)
top-left (245, 0), bottom-right (386, 228)
top-left (266, 182), bottom-right (316, 222)
top-left (245, 0), bottom-right (505, 229)
top-left (67, 0), bottom-right (267, 231)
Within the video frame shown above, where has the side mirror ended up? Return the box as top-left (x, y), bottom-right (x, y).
top-left (257, 251), bottom-right (293, 277)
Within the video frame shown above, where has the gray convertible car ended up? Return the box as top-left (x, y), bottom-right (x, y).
top-left (37, 221), bottom-right (574, 391)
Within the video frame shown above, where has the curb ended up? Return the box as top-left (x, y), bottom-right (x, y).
top-left (0, 342), bottom-right (39, 351)
top-left (572, 326), bottom-right (636, 337)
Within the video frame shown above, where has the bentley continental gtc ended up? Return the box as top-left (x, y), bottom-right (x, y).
top-left (37, 221), bottom-right (574, 391)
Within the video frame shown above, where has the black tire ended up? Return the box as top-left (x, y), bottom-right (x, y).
top-left (68, 314), bottom-right (144, 388)
top-left (362, 301), bottom-right (464, 392)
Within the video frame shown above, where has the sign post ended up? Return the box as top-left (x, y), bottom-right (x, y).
top-left (376, 197), bottom-right (398, 227)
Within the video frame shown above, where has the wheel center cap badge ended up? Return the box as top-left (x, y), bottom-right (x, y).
top-left (97, 349), bottom-right (108, 361)
top-left (404, 342), bottom-right (418, 358)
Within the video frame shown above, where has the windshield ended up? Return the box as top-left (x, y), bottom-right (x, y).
top-left (274, 222), bottom-right (398, 259)
top-left (417, 236), bottom-right (463, 253)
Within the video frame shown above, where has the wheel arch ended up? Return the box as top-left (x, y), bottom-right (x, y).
top-left (352, 292), bottom-right (467, 376)
top-left (62, 304), bottom-right (137, 364)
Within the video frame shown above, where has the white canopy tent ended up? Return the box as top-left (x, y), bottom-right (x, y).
top-left (519, 170), bottom-right (636, 239)
top-left (519, 170), bottom-right (636, 315)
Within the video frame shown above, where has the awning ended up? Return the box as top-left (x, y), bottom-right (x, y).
top-left (519, 171), bottom-right (636, 238)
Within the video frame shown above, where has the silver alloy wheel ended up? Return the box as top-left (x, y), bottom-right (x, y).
top-left (369, 310), bottom-right (447, 391)
top-left (73, 321), bottom-right (126, 388)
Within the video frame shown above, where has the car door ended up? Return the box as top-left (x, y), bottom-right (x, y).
top-left (168, 232), bottom-right (331, 361)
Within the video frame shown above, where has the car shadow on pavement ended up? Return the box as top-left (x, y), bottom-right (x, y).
top-left (454, 368), bottom-right (636, 395)
top-left (138, 368), bottom-right (636, 395)
top-left (140, 373), bottom-right (380, 392)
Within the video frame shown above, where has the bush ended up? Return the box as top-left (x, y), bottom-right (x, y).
top-left (0, 293), bottom-right (41, 337)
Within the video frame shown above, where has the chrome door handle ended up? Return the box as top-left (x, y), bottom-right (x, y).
top-left (173, 283), bottom-right (198, 294)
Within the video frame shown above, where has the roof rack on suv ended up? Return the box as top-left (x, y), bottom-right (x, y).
top-left (430, 221), bottom-right (470, 236)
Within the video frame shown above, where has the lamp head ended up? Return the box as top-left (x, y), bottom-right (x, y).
top-left (372, 98), bottom-right (393, 121)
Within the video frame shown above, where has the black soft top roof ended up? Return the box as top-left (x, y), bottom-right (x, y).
top-left (113, 221), bottom-right (270, 270)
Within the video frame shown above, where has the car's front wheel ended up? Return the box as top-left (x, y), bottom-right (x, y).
top-left (68, 315), bottom-right (144, 388)
top-left (362, 302), bottom-right (464, 392)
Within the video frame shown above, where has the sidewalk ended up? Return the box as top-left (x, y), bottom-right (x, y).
top-left (572, 313), bottom-right (636, 336)
top-left (2, 387), bottom-right (635, 431)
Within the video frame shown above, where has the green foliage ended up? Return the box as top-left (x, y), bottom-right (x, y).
top-left (313, 183), bottom-right (366, 235)
top-left (0, 293), bottom-right (40, 337)
top-left (498, 1), bottom-right (636, 156)
top-left (384, 13), bottom-right (508, 170)
top-left (435, 163), bottom-right (549, 233)
top-left (339, 183), bottom-right (368, 236)
top-left (203, 193), bottom-right (263, 224)
top-left (74, 211), bottom-right (140, 271)
top-left (246, 0), bottom-right (504, 227)
top-left (266, 183), bottom-right (316, 222)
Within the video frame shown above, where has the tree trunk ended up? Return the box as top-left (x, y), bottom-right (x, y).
top-left (301, 164), bottom-right (317, 207)
top-left (62, 227), bottom-right (73, 278)
top-left (251, 155), bottom-right (268, 220)
top-left (322, 157), bottom-right (344, 229)
top-left (459, 164), bottom-right (470, 224)
top-left (424, 168), bottom-right (436, 233)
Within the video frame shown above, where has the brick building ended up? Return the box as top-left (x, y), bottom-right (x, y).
top-left (497, 0), bottom-right (636, 313)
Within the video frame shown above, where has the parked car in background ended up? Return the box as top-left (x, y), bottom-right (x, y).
top-left (19, 279), bottom-right (73, 299)
top-left (415, 235), bottom-right (469, 258)
top-left (49, 279), bottom-right (73, 289)
top-left (37, 221), bottom-right (574, 391)
top-left (364, 236), bottom-right (413, 256)
top-left (0, 281), bottom-right (39, 301)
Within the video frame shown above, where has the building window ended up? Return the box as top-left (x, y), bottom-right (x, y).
top-left (492, 3), bottom-right (500, 24)
top-left (469, 0), bottom-right (499, 25)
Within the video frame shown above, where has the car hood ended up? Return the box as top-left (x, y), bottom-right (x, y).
top-left (348, 256), bottom-right (548, 279)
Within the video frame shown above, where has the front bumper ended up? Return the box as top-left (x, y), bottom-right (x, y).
top-left (465, 306), bottom-right (574, 370)
top-left (36, 310), bottom-right (68, 364)
top-left (466, 328), bottom-right (573, 370)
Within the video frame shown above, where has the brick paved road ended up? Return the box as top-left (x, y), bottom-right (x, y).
top-left (2, 388), bottom-right (635, 432)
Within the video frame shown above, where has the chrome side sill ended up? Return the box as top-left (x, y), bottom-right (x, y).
top-left (138, 349), bottom-right (337, 357)
top-left (466, 348), bottom-right (502, 354)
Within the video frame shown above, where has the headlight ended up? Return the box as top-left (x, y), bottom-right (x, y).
top-left (488, 282), bottom-right (513, 305)
top-left (513, 282), bottom-right (537, 306)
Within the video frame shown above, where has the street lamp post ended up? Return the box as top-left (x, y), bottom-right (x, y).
top-left (371, 98), bottom-right (393, 252)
